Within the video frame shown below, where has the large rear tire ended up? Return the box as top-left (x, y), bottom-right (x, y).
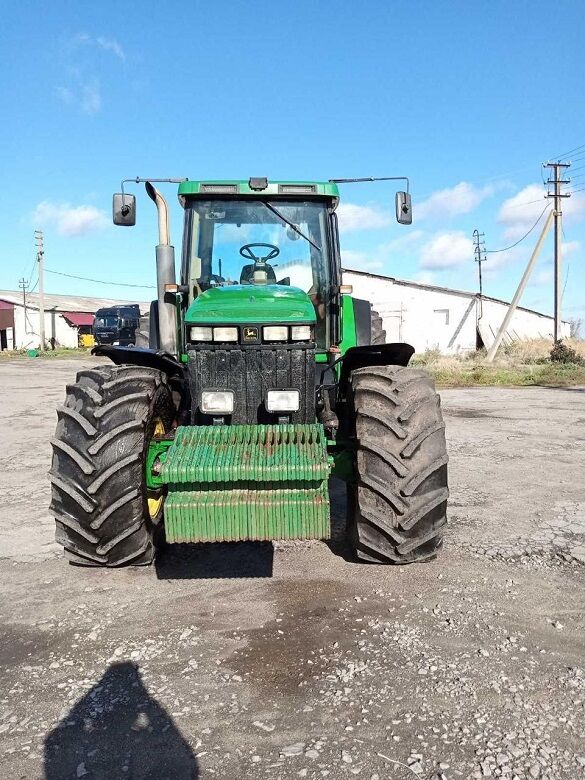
top-left (370, 308), bottom-right (386, 344)
top-left (49, 365), bottom-right (175, 566)
top-left (347, 365), bottom-right (448, 563)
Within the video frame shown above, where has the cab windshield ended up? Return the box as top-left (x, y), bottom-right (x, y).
top-left (95, 316), bottom-right (118, 328)
top-left (183, 199), bottom-right (334, 346)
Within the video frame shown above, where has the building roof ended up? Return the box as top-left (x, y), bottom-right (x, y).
top-left (0, 290), bottom-right (149, 314)
top-left (343, 268), bottom-right (562, 321)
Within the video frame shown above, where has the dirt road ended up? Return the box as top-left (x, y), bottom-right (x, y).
top-left (1, 358), bottom-right (584, 779)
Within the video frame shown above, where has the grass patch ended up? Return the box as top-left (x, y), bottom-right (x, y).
top-left (428, 362), bottom-right (585, 388)
top-left (0, 347), bottom-right (92, 360)
top-left (413, 338), bottom-right (585, 387)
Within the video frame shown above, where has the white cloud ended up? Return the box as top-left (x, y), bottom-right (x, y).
top-left (69, 32), bottom-right (126, 61)
top-left (562, 240), bottom-right (581, 256)
top-left (32, 201), bottom-right (108, 236)
top-left (336, 203), bottom-right (391, 234)
top-left (56, 75), bottom-right (101, 114)
top-left (79, 77), bottom-right (101, 114)
top-left (96, 37), bottom-right (126, 61)
top-left (414, 271), bottom-right (437, 286)
top-left (497, 184), bottom-right (549, 241)
top-left (417, 182), bottom-right (496, 221)
top-left (420, 231), bottom-right (474, 269)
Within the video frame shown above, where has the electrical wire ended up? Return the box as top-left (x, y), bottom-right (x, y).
top-left (487, 204), bottom-right (552, 254)
top-left (45, 268), bottom-right (156, 288)
top-left (564, 185), bottom-right (585, 195)
top-left (554, 142), bottom-right (585, 160)
top-left (501, 195), bottom-right (548, 210)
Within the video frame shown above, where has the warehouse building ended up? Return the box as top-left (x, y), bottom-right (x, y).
top-left (0, 275), bottom-right (568, 353)
top-left (0, 291), bottom-right (148, 350)
top-left (343, 269), bottom-right (569, 354)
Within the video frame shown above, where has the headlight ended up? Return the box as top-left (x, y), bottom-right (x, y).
top-left (213, 327), bottom-right (238, 342)
top-left (263, 326), bottom-right (288, 342)
top-left (290, 325), bottom-right (312, 341)
top-left (266, 389), bottom-right (300, 412)
top-left (191, 326), bottom-right (213, 341)
top-left (201, 390), bottom-right (234, 414)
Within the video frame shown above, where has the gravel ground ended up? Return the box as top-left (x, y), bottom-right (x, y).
top-left (1, 358), bottom-right (584, 780)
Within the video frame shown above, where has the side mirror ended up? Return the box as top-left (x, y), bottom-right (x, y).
top-left (395, 191), bottom-right (412, 225)
top-left (113, 193), bottom-right (136, 226)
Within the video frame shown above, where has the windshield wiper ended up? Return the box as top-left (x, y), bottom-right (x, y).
top-left (261, 201), bottom-right (321, 252)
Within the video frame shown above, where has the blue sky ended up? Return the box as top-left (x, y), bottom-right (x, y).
top-left (2, 0), bottom-right (584, 326)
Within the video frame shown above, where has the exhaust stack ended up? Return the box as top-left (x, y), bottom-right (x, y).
top-left (145, 182), bottom-right (177, 355)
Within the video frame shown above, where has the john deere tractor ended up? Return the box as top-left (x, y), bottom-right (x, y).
top-left (49, 176), bottom-right (448, 567)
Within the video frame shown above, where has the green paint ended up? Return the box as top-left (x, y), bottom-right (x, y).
top-left (160, 423), bottom-right (331, 543)
top-left (162, 424), bottom-right (330, 483)
top-left (178, 180), bottom-right (339, 199)
top-left (338, 295), bottom-right (358, 355)
top-left (145, 439), bottom-right (173, 490)
top-left (185, 284), bottom-right (316, 325)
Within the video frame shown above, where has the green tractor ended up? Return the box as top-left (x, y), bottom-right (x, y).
top-left (49, 176), bottom-right (448, 567)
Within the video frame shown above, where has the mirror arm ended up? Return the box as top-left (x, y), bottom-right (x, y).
top-left (329, 176), bottom-right (410, 194)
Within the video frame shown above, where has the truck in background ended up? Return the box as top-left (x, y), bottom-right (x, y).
top-left (92, 304), bottom-right (141, 346)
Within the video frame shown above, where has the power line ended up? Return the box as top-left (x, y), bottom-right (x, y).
top-left (554, 142), bottom-right (585, 159)
top-left (487, 204), bottom-right (552, 254)
top-left (45, 268), bottom-right (156, 288)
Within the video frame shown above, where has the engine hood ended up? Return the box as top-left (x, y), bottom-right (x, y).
top-left (185, 285), bottom-right (316, 324)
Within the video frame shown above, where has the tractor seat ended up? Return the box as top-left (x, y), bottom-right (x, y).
top-left (239, 264), bottom-right (278, 285)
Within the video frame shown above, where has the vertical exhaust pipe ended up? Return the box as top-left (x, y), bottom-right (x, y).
top-left (145, 182), bottom-right (177, 355)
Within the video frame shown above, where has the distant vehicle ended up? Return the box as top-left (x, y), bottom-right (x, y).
top-left (92, 305), bottom-right (140, 346)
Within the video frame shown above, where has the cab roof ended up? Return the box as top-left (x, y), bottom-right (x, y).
top-left (178, 179), bottom-right (339, 200)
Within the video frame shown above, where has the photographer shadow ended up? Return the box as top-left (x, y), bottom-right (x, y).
top-left (44, 661), bottom-right (198, 779)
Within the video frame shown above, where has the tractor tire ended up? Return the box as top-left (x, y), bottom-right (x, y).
top-left (347, 365), bottom-right (448, 563)
top-left (371, 308), bottom-right (386, 344)
top-left (49, 365), bottom-right (175, 567)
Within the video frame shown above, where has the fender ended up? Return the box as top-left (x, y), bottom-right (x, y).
top-left (92, 344), bottom-right (185, 379)
top-left (338, 342), bottom-right (415, 394)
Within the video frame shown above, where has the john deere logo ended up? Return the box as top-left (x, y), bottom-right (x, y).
top-left (244, 327), bottom-right (259, 341)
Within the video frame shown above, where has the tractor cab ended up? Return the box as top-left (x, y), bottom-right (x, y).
top-left (179, 180), bottom-right (340, 350)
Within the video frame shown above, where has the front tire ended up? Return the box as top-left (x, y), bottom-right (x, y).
top-left (49, 365), bottom-right (175, 566)
top-left (347, 365), bottom-right (448, 563)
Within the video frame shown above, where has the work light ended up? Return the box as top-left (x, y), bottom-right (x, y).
top-left (266, 390), bottom-right (300, 412)
top-left (213, 327), bottom-right (238, 342)
top-left (201, 390), bottom-right (234, 414)
top-left (290, 325), bottom-right (312, 341)
top-left (263, 326), bottom-right (288, 342)
top-left (190, 326), bottom-right (213, 341)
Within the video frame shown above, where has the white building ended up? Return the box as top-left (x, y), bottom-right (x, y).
top-left (343, 269), bottom-right (570, 354)
top-left (0, 276), bottom-right (569, 354)
top-left (0, 291), bottom-right (148, 351)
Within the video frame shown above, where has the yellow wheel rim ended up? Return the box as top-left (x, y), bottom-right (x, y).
top-left (147, 418), bottom-right (166, 519)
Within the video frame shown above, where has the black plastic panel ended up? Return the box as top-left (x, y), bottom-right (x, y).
top-left (188, 346), bottom-right (316, 424)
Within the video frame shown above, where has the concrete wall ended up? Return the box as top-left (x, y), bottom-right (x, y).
top-left (13, 307), bottom-right (79, 349)
top-left (343, 270), bottom-right (570, 354)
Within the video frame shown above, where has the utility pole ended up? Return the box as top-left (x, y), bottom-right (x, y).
top-left (472, 229), bottom-right (486, 316)
top-left (544, 161), bottom-right (571, 342)
top-left (18, 277), bottom-right (28, 335)
top-left (485, 209), bottom-right (555, 363)
top-left (34, 230), bottom-right (45, 351)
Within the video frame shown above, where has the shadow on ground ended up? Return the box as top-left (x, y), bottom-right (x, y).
top-left (44, 662), bottom-right (198, 779)
top-left (155, 541), bottom-right (274, 579)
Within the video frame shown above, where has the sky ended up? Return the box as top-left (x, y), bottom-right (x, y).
top-left (1, 0), bottom-right (584, 327)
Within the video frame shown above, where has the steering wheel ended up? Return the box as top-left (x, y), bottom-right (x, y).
top-left (239, 243), bottom-right (280, 262)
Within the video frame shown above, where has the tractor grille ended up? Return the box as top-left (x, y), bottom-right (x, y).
top-left (187, 346), bottom-right (316, 424)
